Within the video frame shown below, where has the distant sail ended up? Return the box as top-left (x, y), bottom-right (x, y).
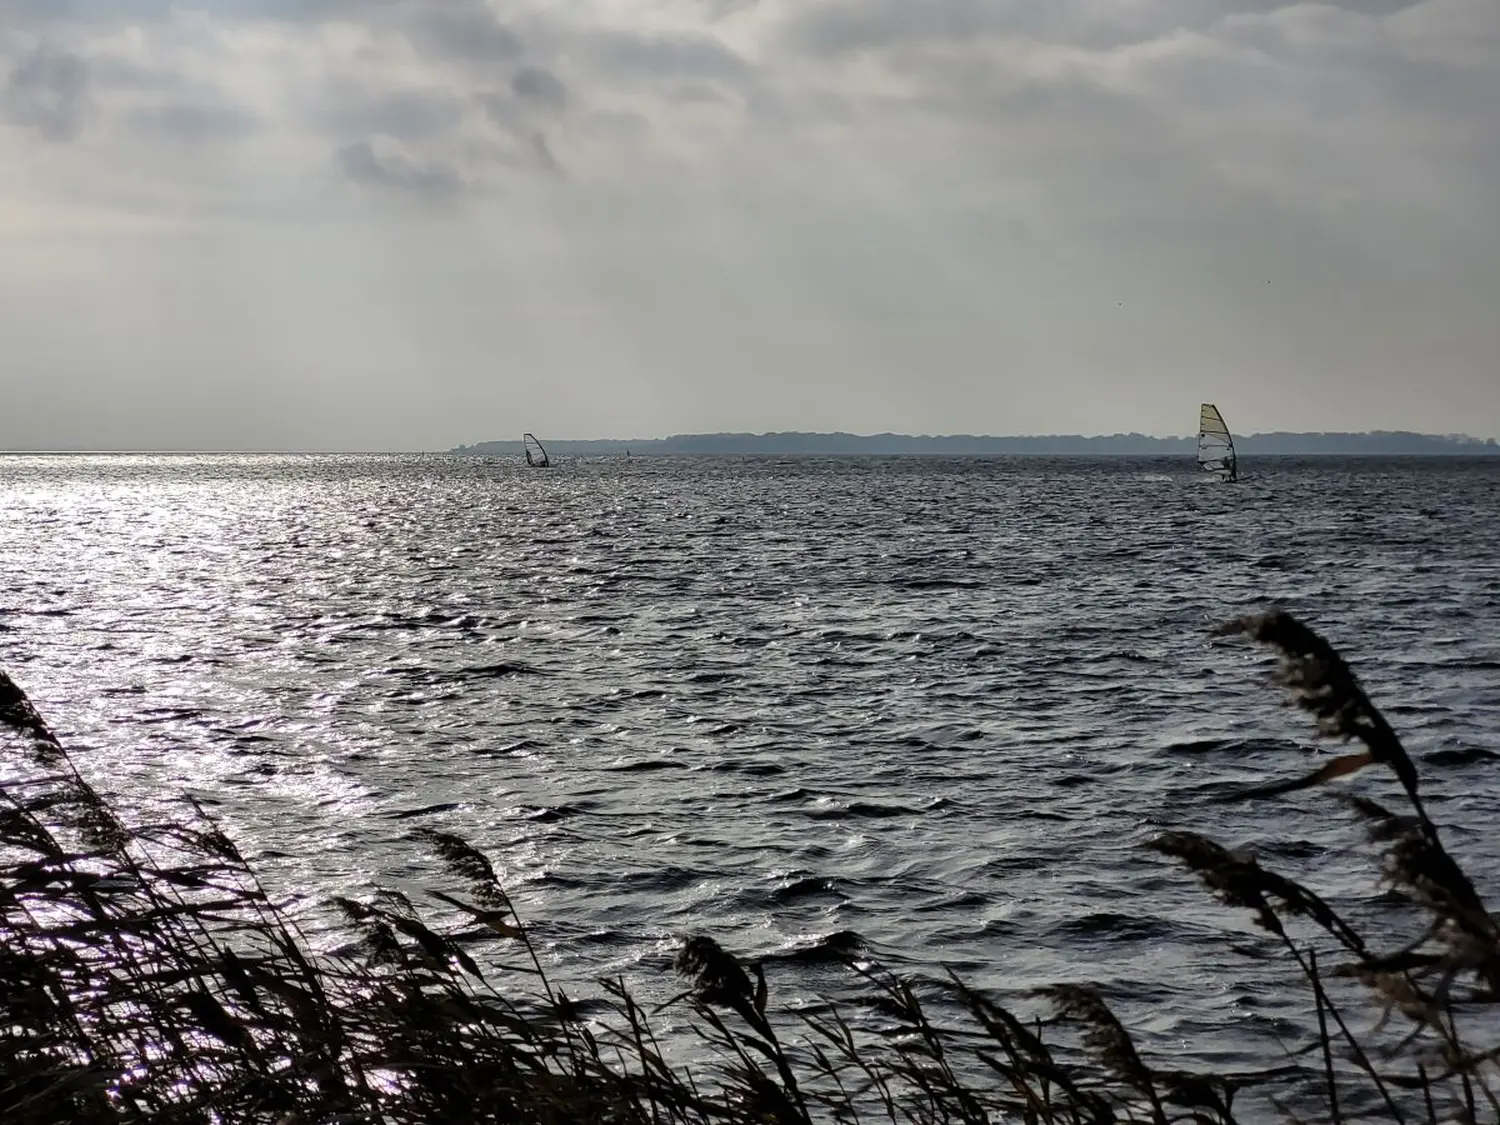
top-left (1197, 404), bottom-right (1238, 481)
top-left (522, 432), bottom-right (551, 468)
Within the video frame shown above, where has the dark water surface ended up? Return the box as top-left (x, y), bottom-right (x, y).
top-left (3, 453), bottom-right (1499, 1090)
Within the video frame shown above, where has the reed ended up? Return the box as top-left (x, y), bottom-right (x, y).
top-left (2, 610), bottom-right (1495, 1123)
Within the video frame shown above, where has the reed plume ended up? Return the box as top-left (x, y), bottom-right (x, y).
top-left (5, 604), bottom-right (1498, 1125)
top-left (1213, 611), bottom-right (1423, 818)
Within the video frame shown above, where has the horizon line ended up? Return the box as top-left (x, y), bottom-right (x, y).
top-left (453, 426), bottom-right (1500, 444)
top-left (7, 425), bottom-right (1499, 456)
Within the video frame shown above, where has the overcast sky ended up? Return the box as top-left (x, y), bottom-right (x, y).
top-left (1, 0), bottom-right (1496, 450)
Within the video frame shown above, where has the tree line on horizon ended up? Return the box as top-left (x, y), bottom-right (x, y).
top-left (452, 430), bottom-right (1500, 457)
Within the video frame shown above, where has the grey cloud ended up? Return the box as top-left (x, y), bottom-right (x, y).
top-left (581, 30), bottom-right (750, 82)
top-left (317, 87), bottom-right (468, 142)
top-left (476, 93), bottom-right (568, 175)
top-left (3, 0), bottom-right (399, 25)
top-left (671, 83), bottom-right (733, 105)
top-left (512, 66), bottom-right (568, 111)
top-left (783, 0), bottom-right (1002, 54)
top-left (1332, 0), bottom-right (1426, 12)
top-left (201, 0), bottom-right (404, 18)
top-left (782, 0), bottom-right (1421, 55)
top-left (1212, 12), bottom-right (1498, 119)
top-left (701, 0), bottom-right (760, 18)
top-left (2, 0), bottom-right (166, 23)
top-left (85, 54), bottom-right (184, 92)
top-left (128, 99), bottom-right (259, 143)
top-left (481, 67), bottom-right (570, 154)
top-left (531, 132), bottom-right (560, 173)
top-left (402, 4), bottom-right (524, 64)
top-left (576, 109), bottom-right (652, 144)
top-left (335, 140), bottom-right (462, 198)
top-left (770, 0), bottom-right (1496, 211)
top-left (2, 44), bottom-right (90, 140)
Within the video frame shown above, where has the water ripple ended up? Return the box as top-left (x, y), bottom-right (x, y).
top-left (3, 452), bottom-right (1499, 1081)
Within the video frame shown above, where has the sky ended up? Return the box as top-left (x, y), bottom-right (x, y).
top-left (1, 0), bottom-right (1496, 451)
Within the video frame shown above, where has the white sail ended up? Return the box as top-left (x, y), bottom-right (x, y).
top-left (522, 432), bottom-right (551, 468)
top-left (1197, 403), bottom-right (1238, 481)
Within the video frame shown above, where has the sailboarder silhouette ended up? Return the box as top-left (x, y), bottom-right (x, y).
top-left (1197, 404), bottom-right (1239, 483)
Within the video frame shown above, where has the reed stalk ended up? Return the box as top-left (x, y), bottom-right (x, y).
top-left (3, 610), bottom-right (1495, 1123)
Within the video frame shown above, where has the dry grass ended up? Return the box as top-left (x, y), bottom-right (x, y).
top-left (2, 610), bottom-right (1496, 1123)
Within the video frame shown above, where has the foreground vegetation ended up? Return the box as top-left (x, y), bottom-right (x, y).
top-left (2, 611), bottom-right (1496, 1123)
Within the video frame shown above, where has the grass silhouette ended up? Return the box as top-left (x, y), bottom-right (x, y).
top-left (2, 611), bottom-right (1495, 1123)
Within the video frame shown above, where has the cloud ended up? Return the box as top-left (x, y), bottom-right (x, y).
top-left (1, 2), bottom-right (1492, 226)
top-left (2, 0), bottom-right (399, 26)
top-left (334, 139), bottom-right (462, 198)
top-left (511, 66), bottom-right (568, 111)
top-left (127, 99), bottom-right (259, 143)
top-left (779, 0), bottom-right (1426, 56)
top-left (574, 28), bottom-right (752, 84)
top-left (530, 131), bottom-right (560, 173)
top-left (753, 0), bottom-right (1498, 225)
top-left (2, 44), bottom-right (90, 140)
top-left (401, 3), bottom-right (526, 65)
top-left (480, 64), bottom-right (570, 170)
top-left (0, 0), bottom-right (1496, 447)
top-left (313, 85), bottom-right (469, 142)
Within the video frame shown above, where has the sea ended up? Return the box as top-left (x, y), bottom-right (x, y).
top-left (3, 452), bottom-right (1498, 1105)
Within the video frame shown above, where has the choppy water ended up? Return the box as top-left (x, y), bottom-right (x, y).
top-left (3, 453), bottom-right (1499, 1092)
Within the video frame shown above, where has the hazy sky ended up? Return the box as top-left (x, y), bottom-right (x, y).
top-left (2, 0), bottom-right (1496, 450)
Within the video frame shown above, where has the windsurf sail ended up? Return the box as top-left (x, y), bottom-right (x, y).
top-left (1197, 404), bottom-right (1238, 481)
top-left (522, 432), bottom-right (551, 468)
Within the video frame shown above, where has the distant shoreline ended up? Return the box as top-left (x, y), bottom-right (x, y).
top-left (4, 431), bottom-right (1497, 456)
top-left (452, 430), bottom-right (1500, 457)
